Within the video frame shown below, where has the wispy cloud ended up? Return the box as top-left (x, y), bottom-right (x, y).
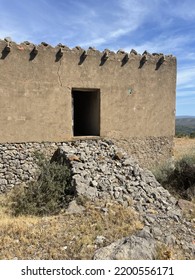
top-left (78, 0), bottom-right (156, 48)
top-left (123, 34), bottom-right (190, 55)
top-left (177, 66), bottom-right (195, 90)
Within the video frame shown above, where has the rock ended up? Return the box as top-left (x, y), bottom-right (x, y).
top-left (75, 183), bottom-right (89, 196)
top-left (0, 179), bottom-right (8, 185)
top-left (114, 191), bottom-right (120, 199)
top-left (114, 151), bottom-right (124, 160)
top-left (87, 187), bottom-right (98, 198)
top-left (177, 199), bottom-right (194, 215)
top-left (165, 235), bottom-right (176, 246)
top-left (185, 186), bottom-right (195, 200)
top-left (151, 227), bottom-right (163, 239)
top-left (67, 155), bottom-right (80, 162)
top-left (66, 200), bottom-right (85, 214)
top-left (145, 215), bottom-right (156, 224)
top-left (91, 180), bottom-right (98, 187)
top-left (95, 236), bottom-right (107, 245)
top-left (137, 227), bottom-right (153, 239)
top-left (93, 234), bottom-right (157, 260)
top-left (123, 158), bottom-right (134, 166)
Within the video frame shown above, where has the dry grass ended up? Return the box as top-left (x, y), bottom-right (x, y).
top-left (155, 243), bottom-right (186, 260)
top-left (0, 195), bottom-right (143, 260)
top-left (174, 137), bottom-right (195, 159)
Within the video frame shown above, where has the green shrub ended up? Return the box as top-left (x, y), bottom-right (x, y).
top-left (153, 154), bottom-right (195, 199)
top-left (153, 160), bottom-right (175, 186)
top-left (189, 132), bottom-right (195, 138)
top-left (174, 155), bottom-right (195, 190)
top-left (9, 154), bottom-right (72, 216)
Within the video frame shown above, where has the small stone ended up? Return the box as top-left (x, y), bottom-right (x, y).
top-left (137, 227), bottom-right (153, 239)
top-left (67, 155), bottom-right (80, 162)
top-left (66, 200), bottom-right (85, 214)
top-left (114, 151), bottom-right (124, 160)
top-left (91, 180), bottom-right (98, 187)
top-left (145, 215), bottom-right (156, 224)
top-left (114, 191), bottom-right (120, 199)
top-left (95, 236), bottom-right (106, 245)
top-left (0, 179), bottom-right (7, 185)
top-left (165, 235), bottom-right (176, 246)
top-left (87, 187), bottom-right (98, 198)
top-left (123, 159), bottom-right (133, 166)
top-left (151, 227), bottom-right (162, 238)
top-left (101, 208), bottom-right (108, 213)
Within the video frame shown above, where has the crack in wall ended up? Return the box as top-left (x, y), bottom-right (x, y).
top-left (57, 59), bottom-right (63, 87)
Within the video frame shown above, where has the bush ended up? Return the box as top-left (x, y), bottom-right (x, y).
top-left (9, 154), bottom-right (72, 216)
top-left (174, 155), bottom-right (195, 190)
top-left (153, 160), bottom-right (175, 186)
top-left (153, 154), bottom-right (195, 199)
top-left (189, 132), bottom-right (195, 138)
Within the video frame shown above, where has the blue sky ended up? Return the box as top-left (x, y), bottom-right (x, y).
top-left (0, 0), bottom-right (194, 116)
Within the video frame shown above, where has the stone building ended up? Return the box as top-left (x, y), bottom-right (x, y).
top-left (0, 38), bottom-right (176, 191)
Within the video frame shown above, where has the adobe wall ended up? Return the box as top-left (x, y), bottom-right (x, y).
top-left (0, 39), bottom-right (176, 142)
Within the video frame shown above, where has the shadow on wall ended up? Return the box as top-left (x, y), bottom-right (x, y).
top-left (1, 46), bottom-right (10, 59)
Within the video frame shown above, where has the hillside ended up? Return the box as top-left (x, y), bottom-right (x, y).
top-left (0, 138), bottom-right (194, 260)
top-left (175, 116), bottom-right (195, 136)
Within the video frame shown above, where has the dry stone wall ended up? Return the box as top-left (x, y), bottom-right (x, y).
top-left (0, 137), bottom-right (172, 192)
top-left (111, 136), bottom-right (174, 168)
top-left (0, 142), bottom-right (59, 192)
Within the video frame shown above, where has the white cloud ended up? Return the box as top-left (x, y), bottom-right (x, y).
top-left (177, 66), bottom-right (195, 88)
top-left (123, 34), bottom-right (191, 55)
top-left (78, 0), bottom-right (156, 47)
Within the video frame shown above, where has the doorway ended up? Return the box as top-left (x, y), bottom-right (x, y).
top-left (72, 88), bottom-right (100, 136)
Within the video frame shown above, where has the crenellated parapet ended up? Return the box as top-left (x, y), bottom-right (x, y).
top-left (0, 37), bottom-right (175, 68)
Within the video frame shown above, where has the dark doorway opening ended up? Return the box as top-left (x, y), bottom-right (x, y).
top-left (72, 88), bottom-right (100, 136)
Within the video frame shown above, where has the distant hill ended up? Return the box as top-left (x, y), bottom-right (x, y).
top-left (176, 116), bottom-right (195, 119)
top-left (175, 116), bottom-right (195, 137)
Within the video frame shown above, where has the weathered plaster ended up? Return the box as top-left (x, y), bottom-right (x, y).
top-left (0, 40), bottom-right (176, 143)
